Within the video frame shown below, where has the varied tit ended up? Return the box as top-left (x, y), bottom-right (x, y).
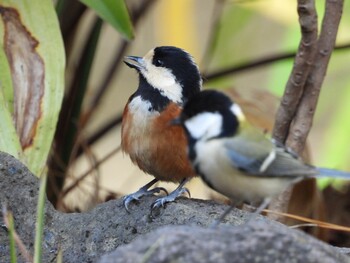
top-left (122, 46), bottom-right (202, 211)
top-left (173, 89), bottom-right (350, 220)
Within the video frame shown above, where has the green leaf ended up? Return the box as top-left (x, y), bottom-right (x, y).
top-left (80, 0), bottom-right (134, 40)
top-left (0, 48), bottom-right (21, 158)
top-left (0, 0), bottom-right (65, 176)
top-left (0, 97), bottom-right (22, 159)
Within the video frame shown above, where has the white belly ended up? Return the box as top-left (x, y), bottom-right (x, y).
top-left (123, 96), bottom-right (160, 167)
top-left (194, 140), bottom-right (296, 203)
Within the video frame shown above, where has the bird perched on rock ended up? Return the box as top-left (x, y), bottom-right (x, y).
top-left (122, 46), bottom-right (202, 211)
top-left (172, 89), bottom-right (350, 221)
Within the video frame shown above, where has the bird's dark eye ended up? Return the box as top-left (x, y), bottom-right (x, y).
top-left (154, 59), bottom-right (163, 67)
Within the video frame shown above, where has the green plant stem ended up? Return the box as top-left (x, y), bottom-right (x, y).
top-left (8, 212), bottom-right (17, 263)
top-left (34, 173), bottom-right (48, 263)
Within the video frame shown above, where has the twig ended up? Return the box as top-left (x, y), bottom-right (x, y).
top-left (61, 146), bottom-right (121, 198)
top-left (77, 114), bottom-right (123, 157)
top-left (202, 43), bottom-right (350, 82)
top-left (289, 223), bottom-right (318, 229)
top-left (285, 0), bottom-right (344, 153)
top-left (2, 205), bottom-right (33, 263)
top-left (273, 0), bottom-right (318, 145)
top-left (264, 209), bottom-right (350, 232)
top-left (203, 51), bottom-right (296, 81)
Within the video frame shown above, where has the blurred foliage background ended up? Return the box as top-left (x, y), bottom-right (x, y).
top-left (54, 0), bottom-right (350, 212)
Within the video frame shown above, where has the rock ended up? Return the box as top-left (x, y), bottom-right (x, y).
top-left (0, 152), bottom-right (349, 263)
top-left (99, 223), bottom-right (350, 263)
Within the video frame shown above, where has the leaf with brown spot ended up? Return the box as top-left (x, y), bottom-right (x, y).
top-left (0, 1), bottom-right (65, 176)
top-left (1, 7), bottom-right (44, 149)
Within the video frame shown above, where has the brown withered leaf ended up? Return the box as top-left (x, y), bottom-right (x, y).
top-left (0, 7), bottom-right (44, 149)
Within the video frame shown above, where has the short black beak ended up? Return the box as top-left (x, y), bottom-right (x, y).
top-left (169, 117), bottom-right (182, 126)
top-left (123, 56), bottom-right (145, 71)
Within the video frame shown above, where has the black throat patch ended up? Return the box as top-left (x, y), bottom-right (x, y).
top-left (130, 75), bottom-right (171, 112)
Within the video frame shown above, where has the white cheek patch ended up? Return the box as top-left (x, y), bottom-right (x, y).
top-left (184, 112), bottom-right (223, 140)
top-left (140, 50), bottom-right (183, 104)
top-left (230, 104), bottom-right (245, 122)
top-left (141, 61), bottom-right (183, 104)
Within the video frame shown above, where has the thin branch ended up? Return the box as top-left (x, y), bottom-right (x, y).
top-left (286, 0), bottom-right (344, 153)
top-left (203, 52), bottom-right (296, 81)
top-left (203, 43), bottom-right (350, 82)
top-left (61, 146), bottom-right (121, 198)
top-left (77, 114), bottom-right (123, 157)
top-left (273, 0), bottom-right (318, 145)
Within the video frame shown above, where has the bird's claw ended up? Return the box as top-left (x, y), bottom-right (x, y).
top-left (151, 187), bottom-right (190, 211)
top-left (123, 187), bottom-right (168, 212)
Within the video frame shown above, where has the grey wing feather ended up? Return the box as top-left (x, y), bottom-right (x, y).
top-left (262, 148), bottom-right (316, 177)
top-left (224, 136), bottom-right (316, 178)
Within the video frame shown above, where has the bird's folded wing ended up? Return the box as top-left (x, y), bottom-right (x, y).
top-left (224, 138), bottom-right (316, 178)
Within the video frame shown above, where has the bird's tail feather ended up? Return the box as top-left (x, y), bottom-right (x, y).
top-left (316, 167), bottom-right (350, 179)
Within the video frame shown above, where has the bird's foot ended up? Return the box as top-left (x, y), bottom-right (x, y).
top-left (244, 197), bottom-right (271, 224)
top-left (151, 186), bottom-right (190, 211)
top-left (123, 184), bottom-right (168, 212)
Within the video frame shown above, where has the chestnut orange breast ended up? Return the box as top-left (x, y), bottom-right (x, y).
top-left (122, 102), bottom-right (196, 182)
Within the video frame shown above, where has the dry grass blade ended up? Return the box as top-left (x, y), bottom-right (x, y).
top-left (61, 146), bottom-right (121, 198)
top-left (264, 209), bottom-right (350, 232)
top-left (2, 205), bottom-right (33, 263)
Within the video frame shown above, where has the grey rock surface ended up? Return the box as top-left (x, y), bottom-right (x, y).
top-left (0, 152), bottom-right (349, 263)
top-left (99, 224), bottom-right (350, 263)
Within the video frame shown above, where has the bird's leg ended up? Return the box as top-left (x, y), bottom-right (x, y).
top-left (210, 205), bottom-right (235, 228)
top-left (151, 178), bottom-right (191, 210)
top-left (210, 198), bottom-right (271, 228)
top-left (245, 197), bottom-right (271, 223)
top-left (123, 178), bottom-right (168, 212)
top-left (210, 200), bottom-right (243, 228)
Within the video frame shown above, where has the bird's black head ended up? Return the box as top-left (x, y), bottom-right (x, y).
top-left (177, 90), bottom-right (245, 143)
top-left (124, 46), bottom-right (202, 107)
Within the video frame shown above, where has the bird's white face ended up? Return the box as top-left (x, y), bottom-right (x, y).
top-left (183, 102), bottom-right (245, 141)
top-left (184, 112), bottom-right (223, 141)
top-left (125, 46), bottom-right (202, 107)
top-left (138, 49), bottom-right (184, 104)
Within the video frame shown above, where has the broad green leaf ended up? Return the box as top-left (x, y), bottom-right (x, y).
top-left (0, 0), bottom-right (65, 176)
top-left (80, 0), bottom-right (134, 40)
top-left (0, 95), bottom-right (21, 159)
